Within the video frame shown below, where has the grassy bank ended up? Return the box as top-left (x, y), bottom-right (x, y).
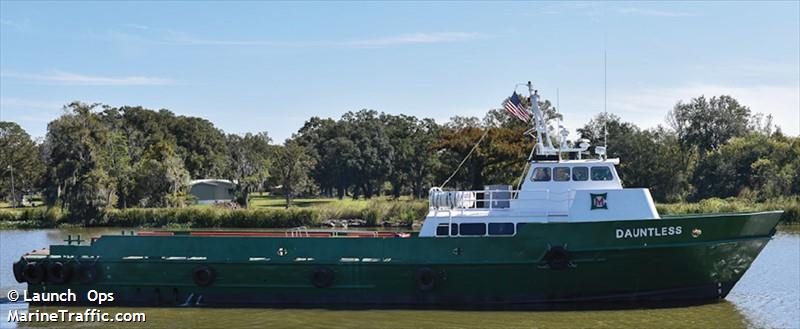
top-left (657, 197), bottom-right (799, 223)
top-left (0, 196), bottom-right (797, 229)
top-left (0, 198), bottom-right (429, 229)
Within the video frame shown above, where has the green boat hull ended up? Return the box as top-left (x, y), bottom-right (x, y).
top-left (15, 211), bottom-right (781, 309)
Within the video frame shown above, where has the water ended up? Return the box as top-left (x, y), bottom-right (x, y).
top-left (1, 227), bottom-right (798, 329)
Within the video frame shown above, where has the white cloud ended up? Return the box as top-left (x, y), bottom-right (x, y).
top-left (618, 7), bottom-right (691, 17)
top-left (341, 32), bottom-right (485, 47)
top-left (610, 83), bottom-right (800, 136)
top-left (2, 70), bottom-right (173, 86)
top-left (110, 29), bottom-right (485, 48)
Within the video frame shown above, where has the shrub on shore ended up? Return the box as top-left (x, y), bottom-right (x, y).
top-left (656, 196), bottom-right (799, 223)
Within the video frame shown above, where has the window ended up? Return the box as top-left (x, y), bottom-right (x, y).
top-left (531, 167), bottom-right (551, 182)
top-left (488, 223), bottom-right (515, 235)
top-left (572, 167), bottom-right (588, 181)
top-left (435, 224), bottom-right (458, 236)
top-left (591, 166), bottom-right (614, 181)
top-left (459, 223), bottom-right (486, 236)
top-left (553, 167), bottom-right (570, 181)
top-left (436, 224), bottom-right (448, 236)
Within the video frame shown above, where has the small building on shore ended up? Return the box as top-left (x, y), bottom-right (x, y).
top-left (189, 179), bottom-right (236, 204)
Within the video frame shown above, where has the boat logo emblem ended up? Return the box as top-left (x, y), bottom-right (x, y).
top-left (277, 247), bottom-right (288, 256)
top-left (692, 228), bottom-right (702, 238)
top-left (590, 193), bottom-right (608, 210)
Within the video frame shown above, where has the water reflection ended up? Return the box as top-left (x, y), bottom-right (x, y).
top-left (1, 227), bottom-right (797, 329)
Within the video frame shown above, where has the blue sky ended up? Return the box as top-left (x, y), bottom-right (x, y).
top-left (1, 1), bottom-right (798, 143)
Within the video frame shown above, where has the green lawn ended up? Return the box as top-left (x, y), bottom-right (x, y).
top-left (249, 194), bottom-right (333, 208)
top-left (0, 201), bottom-right (45, 211)
top-left (245, 193), bottom-right (416, 210)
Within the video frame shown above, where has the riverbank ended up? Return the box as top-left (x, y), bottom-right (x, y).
top-left (0, 196), bottom-right (797, 230)
top-left (0, 197), bottom-right (428, 229)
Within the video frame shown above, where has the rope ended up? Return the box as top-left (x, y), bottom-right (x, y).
top-left (439, 129), bottom-right (489, 189)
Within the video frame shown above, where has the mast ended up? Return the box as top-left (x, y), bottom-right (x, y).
top-left (525, 81), bottom-right (591, 160)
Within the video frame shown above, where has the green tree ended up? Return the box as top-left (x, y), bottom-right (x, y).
top-left (271, 140), bottom-right (315, 208)
top-left (667, 95), bottom-right (751, 154)
top-left (692, 133), bottom-right (796, 200)
top-left (226, 132), bottom-right (272, 207)
top-left (132, 141), bottom-right (191, 207)
top-left (0, 121), bottom-right (45, 206)
top-left (42, 102), bottom-right (115, 222)
top-left (341, 110), bottom-right (394, 198)
top-left (171, 116), bottom-right (229, 179)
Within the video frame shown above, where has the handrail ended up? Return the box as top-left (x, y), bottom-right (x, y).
top-left (429, 188), bottom-right (575, 213)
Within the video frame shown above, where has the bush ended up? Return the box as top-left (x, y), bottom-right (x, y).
top-left (658, 196), bottom-right (799, 223)
top-left (0, 210), bottom-right (20, 222)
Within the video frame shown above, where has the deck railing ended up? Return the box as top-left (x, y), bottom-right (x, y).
top-left (428, 188), bottom-right (574, 216)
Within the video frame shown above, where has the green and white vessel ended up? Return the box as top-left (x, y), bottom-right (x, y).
top-left (12, 83), bottom-right (782, 309)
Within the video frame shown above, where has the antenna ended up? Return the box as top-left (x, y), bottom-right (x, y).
top-left (602, 4), bottom-right (608, 160)
top-left (603, 48), bottom-right (608, 151)
top-left (557, 88), bottom-right (561, 161)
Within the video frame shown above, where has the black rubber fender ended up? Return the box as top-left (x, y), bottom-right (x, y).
top-left (310, 267), bottom-right (335, 288)
top-left (543, 246), bottom-right (571, 270)
top-left (47, 261), bottom-right (72, 284)
top-left (192, 266), bottom-right (215, 287)
top-left (78, 263), bottom-right (100, 284)
top-left (22, 262), bottom-right (46, 284)
top-left (12, 259), bottom-right (26, 283)
top-left (415, 267), bottom-right (438, 291)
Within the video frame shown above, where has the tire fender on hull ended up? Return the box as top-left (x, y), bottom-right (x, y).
top-left (22, 262), bottom-right (46, 284)
top-left (542, 245), bottom-right (572, 270)
top-left (47, 261), bottom-right (72, 284)
top-left (12, 259), bottom-right (26, 283)
top-left (192, 266), bottom-right (215, 287)
top-left (415, 267), bottom-right (439, 291)
top-left (310, 267), bottom-right (335, 288)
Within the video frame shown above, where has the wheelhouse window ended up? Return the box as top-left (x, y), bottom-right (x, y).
top-left (553, 167), bottom-right (570, 181)
top-left (459, 223), bottom-right (486, 236)
top-left (591, 166), bottom-right (614, 181)
top-left (572, 167), bottom-right (588, 181)
top-left (531, 167), bottom-right (551, 182)
top-left (488, 223), bottom-right (515, 235)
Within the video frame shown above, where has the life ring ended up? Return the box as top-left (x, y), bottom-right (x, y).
top-left (310, 267), bottom-right (334, 288)
top-left (12, 259), bottom-right (25, 283)
top-left (543, 246), bottom-right (571, 270)
top-left (22, 262), bottom-right (46, 284)
top-left (78, 263), bottom-right (99, 284)
top-left (192, 266), bottom-right (215, 287)
top-left (415, 267), bottom-right (438, 291)
top-left (47, 262), bottom-right (72, 284)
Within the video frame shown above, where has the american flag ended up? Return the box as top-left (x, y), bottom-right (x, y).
top-left (503, 92), bottom-right (531, 123)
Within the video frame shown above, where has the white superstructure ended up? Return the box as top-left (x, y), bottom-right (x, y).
top-left (420, 82), bottom-right (660, 237)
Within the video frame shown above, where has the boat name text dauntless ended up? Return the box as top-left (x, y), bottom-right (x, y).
top-left (615, 226), bottom-right (683, 239)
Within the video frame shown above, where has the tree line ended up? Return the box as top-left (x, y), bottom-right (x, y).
top-left (1, 95), bottom-right (797, 222)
